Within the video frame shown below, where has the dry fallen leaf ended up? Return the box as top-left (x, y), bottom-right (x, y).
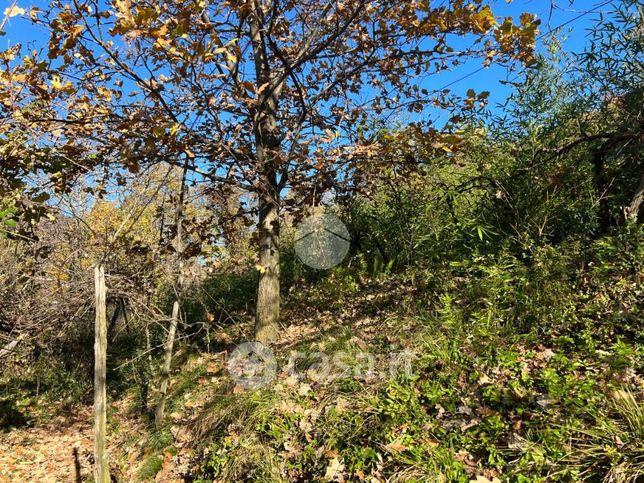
top-left (478, 373), bottom-right (492, 385)
top-left (470, 476), bottom-right (501, 483)
top-left (324, 456), bottom-right (345, 482)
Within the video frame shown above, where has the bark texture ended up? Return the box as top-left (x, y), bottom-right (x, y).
top-left (93, 265), bottom-right (109, 483)
top-left (255, 190), bottom-right (280, 343)
top-left (625, 166), bottom-right (644, 223)
top-left (155, 299), bottom-right (179, 428)
top-left (155, 160), bottom-right (189, 427)
top-left (249, 3), bottom-right (284, 344)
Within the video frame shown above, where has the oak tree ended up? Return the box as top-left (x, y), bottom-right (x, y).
top-left (0, 0), bottom-right (538, 342)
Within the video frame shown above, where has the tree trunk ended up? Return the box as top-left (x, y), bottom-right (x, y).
top-left (155, 299), bottom-right (179, 428)
top-left (107, 297), bottom-right (122, 340)
top-left (255, 189), bottom-right (280, 344)
top-left (625, 166), bottom-right (644, 223)
top-left (249, 3), bottom-right (284, 344)
top-left (93, 265), bottom-right (110, 483)
top-left (155, 159), bottom-right (189, 427)
top-left (593, 152), bottom-right (610, 234)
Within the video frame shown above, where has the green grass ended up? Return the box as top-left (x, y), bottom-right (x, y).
top-left (182, 230), bottom-right (643, 481)
top-left (2, 229), bottom-right (641, 482)
top-left (138, 454), bottom-right (163, 481)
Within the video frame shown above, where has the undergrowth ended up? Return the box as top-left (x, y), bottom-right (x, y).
top-left (153, 229), bottom-right (644, 482)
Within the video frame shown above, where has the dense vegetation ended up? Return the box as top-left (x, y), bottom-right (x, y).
top-left (0, 0), bottom-right (642, 482)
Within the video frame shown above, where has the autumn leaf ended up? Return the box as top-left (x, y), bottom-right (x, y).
top-left (324, 457), bottom-right (345, 482)
top-left (50, 75), bottom-right (63, 90)
top-left (470, 477), bottom-right (502, 483)
top-left (3, 5), bottom-right (26, 17)
top-left (241, 80), bottom-right (256, 94)
top-left (384, 440), bottom-right (407, 453)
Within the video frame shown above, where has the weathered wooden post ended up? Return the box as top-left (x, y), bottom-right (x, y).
top-left (94, 264), bottom-right (110, 483)
top-left (154, 159), bottom-right (189, 428)
top-left (155, 299), bottom-right (180, 428)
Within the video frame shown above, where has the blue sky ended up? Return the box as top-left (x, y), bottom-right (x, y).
top-left (434, 0), bottom-right (613, 114)
top-left (1, 0), bottom-right (613, 119)
top-left (0, 0), bottom-right (618, 203)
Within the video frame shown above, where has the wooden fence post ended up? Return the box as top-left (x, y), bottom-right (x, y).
top-left (94, 264), bottom-right (110, 483)
top-left (155, 299), bottom-right (180, 428)
top-left (154, 159), bottom-right (189, 427)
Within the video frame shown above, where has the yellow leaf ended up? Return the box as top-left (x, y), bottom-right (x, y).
top-left (225, 50), bottom-right (237, 64)
top-left (3, 5), bottom-right (26, 17)
top-left (50, 75), bottom-right (62, 90)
